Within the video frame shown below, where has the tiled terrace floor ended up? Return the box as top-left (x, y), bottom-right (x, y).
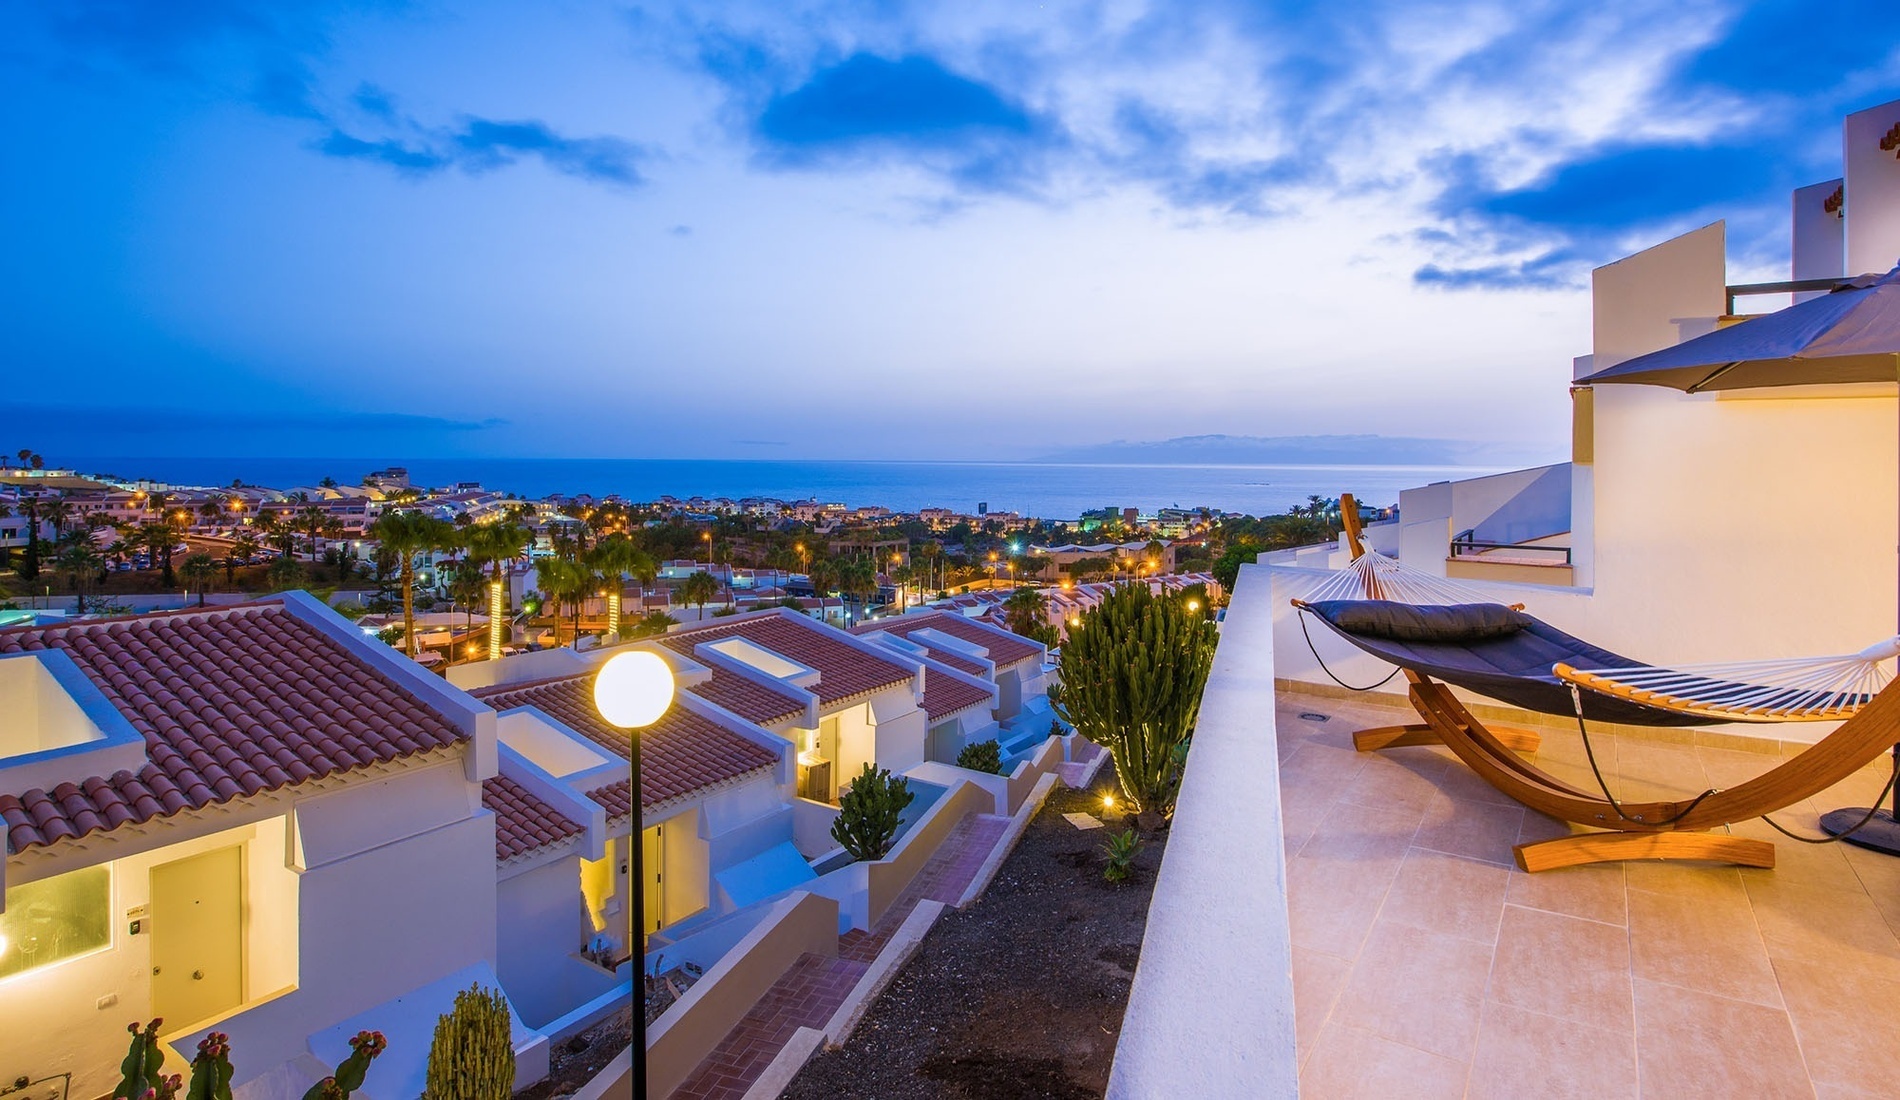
top-left (1279, 687), bottom-right (1900, 1100)
top-left (672, 812), bottom-right (1011, 1100)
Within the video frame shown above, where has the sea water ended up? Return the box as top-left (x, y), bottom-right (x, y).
top-left (64, 457), bottom-right (1506, 520)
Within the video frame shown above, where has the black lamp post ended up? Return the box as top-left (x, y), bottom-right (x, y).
top-left (593, 650), bottom-right (675, 1100)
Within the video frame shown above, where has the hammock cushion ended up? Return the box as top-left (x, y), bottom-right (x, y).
top-left (1303, 600), bottom-right (1707, 727)
top-left (1325, 600), bottom-right (1533, 643)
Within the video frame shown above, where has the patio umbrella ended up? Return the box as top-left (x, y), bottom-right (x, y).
top-left (1577, 265), bottom-right (1900, 391)
top-left (1579, 263), bottom-right (1900, 853)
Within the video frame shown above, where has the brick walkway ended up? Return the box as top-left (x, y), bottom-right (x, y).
top-left (672, 812), bottom-right (1012, 1100)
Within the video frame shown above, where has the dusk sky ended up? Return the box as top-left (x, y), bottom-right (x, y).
top-left (5, 2), bottom-right (1898, 462)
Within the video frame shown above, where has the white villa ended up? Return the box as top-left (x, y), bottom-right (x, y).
top-left (1109, 96), bottom-right (1900, 1098)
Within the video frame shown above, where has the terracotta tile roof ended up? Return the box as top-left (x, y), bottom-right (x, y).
top-left (662, 615), bottom-right (912, 705)
top-left (921, 674), bottom-right (995, 722)
top-left (916, 646), bottom-right (988, 678)
top-left (484, 775), bottom-right (583, 861)
top-left (853, 612), bottom-right (1042, 669)
top-left (475, 675), bottom-right (775, 813)
top-left (687, 669), bottom-right (804, 726)
top-left (0, 605), bottom-right (468, 853)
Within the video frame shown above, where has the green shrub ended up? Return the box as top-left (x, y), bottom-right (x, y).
top-left (1102, 828), bottom-right (1142, 883)
top-left (956, 739), bottom-right (1004, 774)
top-left (304, 1029), bottom-right (387, 1100)
top-left (830, 763), bottom-right (915, 861)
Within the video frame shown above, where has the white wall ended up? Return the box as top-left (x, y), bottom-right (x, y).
top-left (1792, 178), bottom-right (1845, 297)
top-left (1, 818), bottom-right (299, 1100)
top-left (1845, 99), bottom-right (1900, 276)
top-left (497, 853), bottom-right (618, 1030)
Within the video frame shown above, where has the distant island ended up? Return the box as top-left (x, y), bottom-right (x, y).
top-left (1037, 433), bottom-right (1557, 467)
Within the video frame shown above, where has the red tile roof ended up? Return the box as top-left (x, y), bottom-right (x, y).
top-left (0, 605), bottom-right (468, 853)
top-left (687, 669), bottom-right (805, 726)
top-left (854, 612), bottom-right (1042, 669)
top-left (916, 646), bottom-right (988, 678)
top-left (474, 675), bottom-right (776, 814)
top-left (662, 614), bottom-right (913, 706)
top-left (921, 673), bottom-right (995, 722)
top-left (484, 775), bottom-right (583, 861)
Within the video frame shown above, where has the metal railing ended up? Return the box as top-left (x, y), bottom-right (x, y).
top-left (1725, 277), bottom-right (1856, 316)
top-left (1450, 529), bottom-right (1572, 565)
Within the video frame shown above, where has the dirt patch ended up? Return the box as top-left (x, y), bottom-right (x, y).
top-left (512, 1006), bottom-right (631, 1100)
top-left (781, 776), bottom-right (1167, 1100)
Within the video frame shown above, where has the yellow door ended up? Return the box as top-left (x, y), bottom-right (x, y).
top-left (641, 824), bottom-right (664, 936)
top-left (151, 847), bottom-right (243, 1030)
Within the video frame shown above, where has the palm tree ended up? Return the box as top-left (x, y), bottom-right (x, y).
top-left (199, 498), bottom-right (224, 529)
top-left (534, 556), bottom-right (591, 644)
top-left (679, 570), bottom-right (719, 621)
top-left (41, 494), bottom-right (73, 539)
top-left (142, 520), bottom-right (180, 588)
top-left (256, 512), bottom-right (295, 557)
top-left (226, 533), bottom-right (260, 583)
top-left (16, 494), bottom-right (42, 580)
top-left (370, 509), bottom-right (455, 658)
top-left (587, 533), bottom-right (655, 638)
top-left (296, 503), bottom-right (327, 560)
top-left (180, 552), bottom-right (218, 606)
top-left (807, 558), bottom-right (836, 618)
top-left (53, 539), bottom-right (102, 614)
top-left (837, 557), bottom-right (877, 619)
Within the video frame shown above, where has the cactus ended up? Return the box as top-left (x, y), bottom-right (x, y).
top-left (114, 1020), bottom-right (181, 1100)
top-left (830, 763), bottom-right (915, 861)
top-left (299, 1030), bottom-right (387, 1100)
top-left (1050, 582), bottom-right (1218, 822)
top-left (956, 739), bottom-right (1004, 775)
top-left (184, 1032), bottom-right (235, 1100)
top-left (423, 984), bottom-right (515, 1100)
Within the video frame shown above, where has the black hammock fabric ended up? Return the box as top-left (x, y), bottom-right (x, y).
top-left (1301, 600), bottom-right (1709, 727)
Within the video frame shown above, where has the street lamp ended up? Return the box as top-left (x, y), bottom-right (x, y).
top-left (592, 649), bottom-right (675, 1100)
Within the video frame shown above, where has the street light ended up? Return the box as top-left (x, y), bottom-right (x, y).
top-left (592, 649), bottom-right (675, 1100)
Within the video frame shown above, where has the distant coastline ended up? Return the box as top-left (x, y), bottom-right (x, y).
top-left (59, 456), bottom-right (1512, 520)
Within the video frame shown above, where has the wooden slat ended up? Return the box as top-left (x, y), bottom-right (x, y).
top-left (1515, 832), bottom-right (1775, 873)
top-left (1353, 722), bottom-right (1541, 753)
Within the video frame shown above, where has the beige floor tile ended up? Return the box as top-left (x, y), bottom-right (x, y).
top-left (1504, 860), bottom-right (1627, 926)
top-left (1517, 808), bottom-right (1580, 846)
top-left (1338, 751), bottom-right (1448, 816)
top-left (1772, 954), bottom-right (1900, 1097)
top-left (1744, 876), bottom-right (1900, 982)
top-left (1299, 1021), bottom-right (1470, 1100)
top-left (1487, 903), bottom-right (1633, 1030)
top-left (1413, 790), bottom-right (1526, 866)
top-left (1331, 919), bottom-right (1494, 1062)
top-left (1840, 842), bottom-right (1900, 932)
top-left (1633, 979), bottom-right (1812, 1100)
top-left (1381, 848), bottom-right (1511, 944)
top-left (1465, 1001), bottom-right (1637, 1100)
top-left (1730, 816), bottom-right (1865, 892)
top-left (1628, 884), bottom-right (1783, 1007)
top-left (1287, 852), bottom-right (1402, 961)
top-left (1622, 859), bottom-right (1747, 900)
top-left (1293, 946), bottom-right (1352, 1067)
top-left (1435, 755), bottom-right (1528, 807)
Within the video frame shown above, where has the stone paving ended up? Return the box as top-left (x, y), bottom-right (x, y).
top-left (1279, 687), bottom-right (1900, 1100)
top-left (671, 812), bottom-right (1012, 1100)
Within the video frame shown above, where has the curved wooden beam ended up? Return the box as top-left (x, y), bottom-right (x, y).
top-left (1515, 832), bottom-right (1775, 873)
top-left (1353, 722), bottom-right (1542, 754)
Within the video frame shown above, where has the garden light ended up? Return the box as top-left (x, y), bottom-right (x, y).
top-left (1102, 793), bottom-right (1116, 813)
top-left (594, 650), bottom-right (675, 729)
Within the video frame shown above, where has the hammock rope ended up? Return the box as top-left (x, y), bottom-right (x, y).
top-left (1299, 549), bottom-right (1508, 606)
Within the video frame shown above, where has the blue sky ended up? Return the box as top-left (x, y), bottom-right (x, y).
top-left (3, 1), bottom-right (1896, 462)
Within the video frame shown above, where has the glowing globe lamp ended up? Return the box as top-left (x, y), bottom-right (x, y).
top-left (594, 650), bottom-right (675, 729)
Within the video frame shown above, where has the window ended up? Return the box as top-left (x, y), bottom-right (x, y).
top-left (0, 865), bottom-right (112, 980)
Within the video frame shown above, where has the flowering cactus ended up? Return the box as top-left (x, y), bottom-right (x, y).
top-left (184, 1032), bottom-right (235, 1100)
top-left (300, 1031), bottom-right (387, 1100)
top-left (114, 1020), bottom-right (179, 1100)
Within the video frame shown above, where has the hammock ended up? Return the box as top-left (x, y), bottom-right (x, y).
top-left (1299, 547), bottom-right (1519, 606)
top-left (1294, 599), bottom-right (1900, 871)
top-left (1299, 599), bottom-right (1898, 724)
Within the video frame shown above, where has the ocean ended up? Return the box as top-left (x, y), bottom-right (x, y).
top-left (63, 457), bottom-right (1506, 520)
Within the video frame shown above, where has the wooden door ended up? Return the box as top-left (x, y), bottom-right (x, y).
top-left (150, 847), bottom-right (243, 1030)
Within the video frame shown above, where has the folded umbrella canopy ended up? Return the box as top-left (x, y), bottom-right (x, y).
top-left (1578, 265), bottom-right (1900, 391)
